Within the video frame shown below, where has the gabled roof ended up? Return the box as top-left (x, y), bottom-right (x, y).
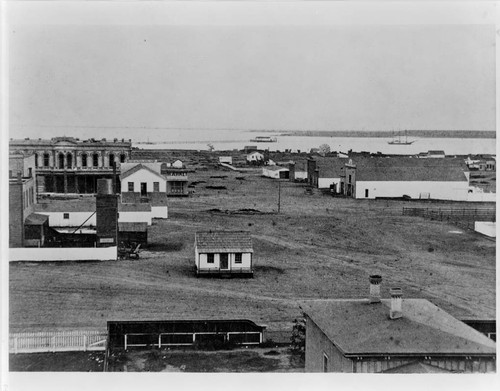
top-left (352, 157), bottom-right (468, 182)
top-left (264, 166), bottom-right (289, 172)
top-left (121, 164), bottom-right (166, 180)
top-left (304, 299), bottom-right (496, 356)
top-left (428, 150), bottom-right (446, 155)
top-left (311, 157), bottom-right (349, 178)
top-left (195, 231), bottom-right (253, 253)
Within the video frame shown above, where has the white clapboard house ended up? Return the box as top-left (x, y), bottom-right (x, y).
top-left (194, 231), bottom-right (254, 278)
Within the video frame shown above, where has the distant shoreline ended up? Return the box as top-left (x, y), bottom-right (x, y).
top-left (276, 130), bottom-right (496, 139)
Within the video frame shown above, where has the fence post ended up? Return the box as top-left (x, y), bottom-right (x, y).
top-left (52, 336), bottom-right (56, 353)
top-left (83, 335), bottom-right (87, 352)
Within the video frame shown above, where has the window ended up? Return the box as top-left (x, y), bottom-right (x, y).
top-left (348, 174), bottom-right (352, 184)
top-left (207, 254), bottom-right (214, 263)
top-left (93, 154), bottom-right (99, 167)
top-left (43, 153), bottom-right (50, 167)
top-left (128, 182), bottom-right (134, 192)
top-left (58, 153), bottom-right (65, 169)
top-left (35, 153), bottom-right (38, 167)
top-left (235, 253), bottom-right (242, 264)
top-left (323, 353), bottom-right (329, 372)
top-left (81, 154), bottom-right (87, 167)
top-left (63, 213), bottom-right (70, 219)
top-left (120, 154), bottom-right (126, 163)
top-left (66, 153), bottom-right (73, 168)
top-left (109, 154), bottom-right (115, 167)
top-left (153, 182), bottom-right (160, 192)
top-left (365, 189), bottom-right (369, 198)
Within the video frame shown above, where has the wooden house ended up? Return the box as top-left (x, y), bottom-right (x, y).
top-left (194, 231), bottom-right (254, 277)
top-left (340, 157), bottom-right (469, 200)
top-left (304, 278), bottom-right (496, 373)
top-left (307, 157), bottom-right (348, 192)
top-left (288, 160), bottom-right (308, 182)
top-left (246, 151), bottom-right (264, 164)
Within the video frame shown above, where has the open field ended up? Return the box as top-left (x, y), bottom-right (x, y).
top-left (10, 156), bottom-right (496, 338)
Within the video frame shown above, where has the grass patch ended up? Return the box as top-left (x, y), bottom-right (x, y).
top-left (10, 352), bottom-right (105, 372)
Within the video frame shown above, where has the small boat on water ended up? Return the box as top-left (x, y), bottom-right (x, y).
top-left (388, 130), bottom-right (415, 145)
top-left (250, 136), bottom-right (277, 143)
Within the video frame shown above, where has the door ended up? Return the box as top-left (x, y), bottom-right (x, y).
top-left (140, 182), bottom-right (147, 196)
top-left (220, 253), bottom-right (229, 270)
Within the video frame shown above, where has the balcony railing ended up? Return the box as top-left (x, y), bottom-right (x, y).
top-left (196, 267), bottom-right (253, 275)
top-left (36, 166), bottom-right (116, 172)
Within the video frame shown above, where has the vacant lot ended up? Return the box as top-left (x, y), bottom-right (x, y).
top-left (10, 157), bottom-right (496, 338)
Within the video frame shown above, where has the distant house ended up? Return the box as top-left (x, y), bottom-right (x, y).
top-left (219, 156), bottom-right (233, 165)
top-left (160, 163), bottom-right (189, 197)
top-left (120, 162), bottom-right (169, 215)
top-left (246, 152), bottom-right (264, 164)
top-left (262, 165), bottom-right (290, 179)
top-left (427, 150), bottom-right (446, 158)
top-left (340, 157), bottom-right (469, 200)
top-left (288, 160), bottom-right (308, 182)
top-left (307, 157), bottom-right (348, 192)
top-left (194, 231), bottom-right (254, 277)
top-left (304, 277), bottom-right (496, 373)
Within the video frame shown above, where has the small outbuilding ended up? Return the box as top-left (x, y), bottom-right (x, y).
top-left (262, 165), bottom-right (290, 179)
top-left (246, 151), bottom-right (264, 164)
top-left (118, 222), bottom-right (148, 246)
top-left (194, 231), bottom-right (254, 277)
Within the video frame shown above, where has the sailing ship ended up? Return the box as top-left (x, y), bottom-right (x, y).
top-left (250, 136), bottom-right (278, 143)
top-left (388, 130), bottom-right (415, 145)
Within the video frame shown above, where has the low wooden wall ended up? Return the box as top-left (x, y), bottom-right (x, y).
top-left (10, 330), bottom-right (107, 353)
top-left (9, 246), bottom-right (117, 261)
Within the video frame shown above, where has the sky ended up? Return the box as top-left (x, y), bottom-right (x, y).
top-left (5, 2), bottom-right (498, 139)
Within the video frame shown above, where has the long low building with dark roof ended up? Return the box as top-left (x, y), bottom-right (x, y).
top-left (304, 277), bottom-right (496, 373)
top-left (340, 157), bottom-right (470, 200)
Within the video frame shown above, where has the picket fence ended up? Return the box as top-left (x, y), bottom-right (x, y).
top-left (9, 330), bottom-right (107, 354)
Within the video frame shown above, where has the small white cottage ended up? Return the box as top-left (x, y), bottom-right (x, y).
top-left (194, 231), bottom-right (254, 277)
top-left (246, 152), bottom-right (264, 163)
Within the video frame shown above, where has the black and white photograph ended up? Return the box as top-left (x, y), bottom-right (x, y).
top-left (1, 1), bottom-right (497, 390)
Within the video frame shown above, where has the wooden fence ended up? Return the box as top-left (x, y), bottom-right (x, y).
top-left (9, 330), bottom-right (107, 354)
top-left (402, 207), bottom-right (496, 223)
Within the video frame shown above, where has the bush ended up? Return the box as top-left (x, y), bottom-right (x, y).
top-left (290, 316), bottom-right (306, 356)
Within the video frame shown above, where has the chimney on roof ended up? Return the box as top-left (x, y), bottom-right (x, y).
top-left (389, 288), bottom-right (403, 319)
top-left (369, 275), bottom-right (382, 303)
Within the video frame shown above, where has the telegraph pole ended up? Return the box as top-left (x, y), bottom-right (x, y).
top-left (278, 179), bottom-right (281, 214)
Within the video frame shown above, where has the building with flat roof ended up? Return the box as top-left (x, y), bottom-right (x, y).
top-left (9, 136), bottom-right (132, 194)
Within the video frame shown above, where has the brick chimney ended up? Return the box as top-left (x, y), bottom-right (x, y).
top-left (389, 288), bottom-right (403, 319)
top-left (369, 275), bottom-right (382, 303)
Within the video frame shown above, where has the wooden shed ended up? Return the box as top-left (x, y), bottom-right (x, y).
top-left (118, 222), bottom-right (148, 246)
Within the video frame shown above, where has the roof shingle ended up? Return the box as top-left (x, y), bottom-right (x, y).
top-left (195, 231), bottom-right (253, 253)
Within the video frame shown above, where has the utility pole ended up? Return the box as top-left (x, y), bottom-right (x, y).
top-left (278, 179), bottom-right (281, 214)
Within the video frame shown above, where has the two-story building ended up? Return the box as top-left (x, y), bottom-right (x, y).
top-left (9, 137), bottom-right (132, 194)
top-left (160, 162), bottom-right (189, 197)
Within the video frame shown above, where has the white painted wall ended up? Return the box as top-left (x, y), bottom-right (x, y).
top-left (151, 206), bottom-right (168, 219)
top-left (294, 171), bottom-right (308, 180)
top-left (119, 211), bottom-right (152, 225)
top-left (38, 212), bottom-right (96, 227)
top-left (318, 177), bottom-right (340, 189)
top-left (10, 247), bottom-right (117, 262)
top-left (197, 252), bottom-right (252, 270)
top-left (466, 192), bottom-right (496, 202)
top-left (247, 153), bottom-right (264, 162)
top-left (121, 169), bottom-right (166, 193)
top-left (474, 222), bottom-right (496, 237)
top-left (262, 168), bottom-right (288, 179)
top-left (38, 210), bottom-right (153, 226)
top-left (355, 181), bottom-right (469, 201)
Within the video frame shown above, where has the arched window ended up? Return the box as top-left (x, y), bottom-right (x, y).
top-left (120, 154), bottom-right (126, 163)
top-left (43, 153), bottom-right (50, 167)
top-left (66, 153), bottom-right (73, 168)
top-left (109, 153), bottom-right (115, 167)
top-left (93, 153), bottom-right (99, 167)
top-left (35, 153), bottom-right (38, 167)
top-left (81, 154), bottom-right (88, 167)
top-left (58, 153), bottom-right (65, 169)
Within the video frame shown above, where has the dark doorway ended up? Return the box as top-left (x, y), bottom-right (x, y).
top-left (140, 183), bottom-right (147, 196)
top-left (365, 189), bottom-right (369, 198)
top-left (220, 253), bottom-right (229, 270)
